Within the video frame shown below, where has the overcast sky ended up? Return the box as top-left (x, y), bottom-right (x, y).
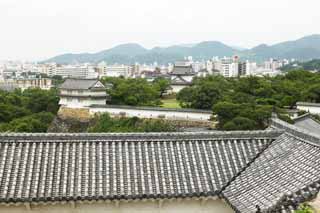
top-left (0, 0), bottom-right (319, 61)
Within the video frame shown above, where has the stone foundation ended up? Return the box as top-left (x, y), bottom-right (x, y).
top-left (58, 107), bottom-right (91, 122)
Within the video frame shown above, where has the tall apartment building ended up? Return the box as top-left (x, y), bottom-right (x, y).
top-left (55, 66), bottom-right (88, 78)
top-left (220, 57), bottom-right (239, 78)
top-left (98, 64), bottom-right (131, 78)
top-left (264, 59), bottom-right (282, 71)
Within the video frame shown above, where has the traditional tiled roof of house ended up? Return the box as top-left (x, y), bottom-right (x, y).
top-left (0, 123), bottom-right (319, 212)
top-left (171, 76), bottom-right (193, 86)
top-left (171, 66), bottom-right (195, 75)
top-left (223, 118), bottom-right (320, 212)
top-left (0, 131), bottom-right (279, 205)
top-left (59, 79), bottom-right (104, 90)
top-left (293, 113), bottom-right (320, 137)
top-left (297, 102), bottom-right (320, 107)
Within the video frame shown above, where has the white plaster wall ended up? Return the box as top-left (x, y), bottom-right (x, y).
top-left (59, 98), bottom-right (106, 108)
top-left (171, 85), bottom-right (188, 93)
top-left (89, 107), bottom-right (211, 121)
top-left (60, 90), bottom-right (106, 96)
top-left (0, 199), bottom-right (234, 213)
top-left (297, 105), bottom-right (320, 115)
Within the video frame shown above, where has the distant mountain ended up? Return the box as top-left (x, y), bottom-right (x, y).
top-left (231, 46), bottom-right (247, 51)
top-left (242, 35), bottom-right (320, 61)
top-left (44, 35), bottom-right (320, 64)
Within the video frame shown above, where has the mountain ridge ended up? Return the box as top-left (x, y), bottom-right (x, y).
top-left (45, 34), bottom-right (320, 64)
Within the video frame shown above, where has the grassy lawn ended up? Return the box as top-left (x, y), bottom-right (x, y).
top-left (161, 98), bottom-right (181, 109)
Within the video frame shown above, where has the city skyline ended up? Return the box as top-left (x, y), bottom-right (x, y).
top-left (1, 0), bottom-right (320, 60)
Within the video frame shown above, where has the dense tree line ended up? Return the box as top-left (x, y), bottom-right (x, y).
top-left (101, 77), bottom-right (171, 106)
top-left (88, 113), bottom-right (176, 133)
top-left (0, 88), bottom-right (59, 132)
top-left (177, 70), bottom-right (320, 130)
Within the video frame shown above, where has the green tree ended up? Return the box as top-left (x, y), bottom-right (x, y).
top-left (213, 102), bottom-right (241, 128)
top-left (223, 117), bottom-right (258, 131)
top-left (102, 77), bottom-right (161, 106)
top-left (88, 113), bottom-right (176, 133)
top-left (153, 77), bottom-right (171, 98)
top-left (177, 76), bottom-right (228, 109)
top-left (305, 84), bottom-right (320, 103)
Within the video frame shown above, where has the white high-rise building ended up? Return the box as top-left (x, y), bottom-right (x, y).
top-left (220, 57), bottom-right (239, 78)
top-left (99, 64), bottom-right (131, 78)
top-left (52, 65), bottom-right (95, 79)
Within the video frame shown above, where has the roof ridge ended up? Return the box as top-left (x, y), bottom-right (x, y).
top-left (271, 118), bottom-right (320, 146)
top-left (292, 113), bottom-right (312, 122)
top-left (0, 130), bottom-right (283, 139)
top-left (220, 134), bottom-right (277, 196)
top-left (88, 79), bottom-right (99, 89)
top-left (297, 102), bottom-right (320, 107)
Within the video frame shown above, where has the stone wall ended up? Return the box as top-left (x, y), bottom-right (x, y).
top-left (58, 106), bottom-right (91, 122)
top-left (51, 106), bottom-right (214, 132)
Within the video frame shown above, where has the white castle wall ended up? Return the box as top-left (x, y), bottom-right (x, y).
top-left (297, 105), bottom-right (320, 115)
top-left (89, 106), bottom-right (212, 121)
top-left (0, 198), bottom-right (234, 213)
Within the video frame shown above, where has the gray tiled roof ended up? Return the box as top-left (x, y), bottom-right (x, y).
top-left (171, 66), bottom-right (195, 75)
top-left (223, 133), bottom-right (320, 213)
top-left (0, 131), bottom-right (278, 204)
top-left (171, 76), bottom-right (192, 86)
top-left (297, 102), bottom-right (320, 107)
top-left (0, 126), bottom-right (319, 212)
top-left (223, 119), bottom-right (320, 212)
top-left (59, 79), bottom-right (104, 90)
top-left (293, 114), bottom-right (320, 137)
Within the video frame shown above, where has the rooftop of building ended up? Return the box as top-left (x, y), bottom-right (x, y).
top-left (297, 102), bottom-right (320, 107)
top-left (59, 78), bottom-right (105, 90)
top-left (171, 65), bottom-right (195, 76)
top-left (292, 113), bottom-right (320, 137)
top-left (0, 119), bottom-right (318, 212)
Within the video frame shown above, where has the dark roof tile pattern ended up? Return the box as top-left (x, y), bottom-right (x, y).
top-left (223, 133), bottom-right (320, 213)
top-left (171, 66), bottom-right (195, 75)
top-left (59, 79), bottom-right (104, 90)
top-left (0, 132), bottom-right (276, 204)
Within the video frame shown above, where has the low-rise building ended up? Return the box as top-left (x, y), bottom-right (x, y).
top-left (0, 78), bottom-right (53, 91)
top-left (53, 65), bottom-right (97, 79)
top-left (59, 78), bottom-right (107, 108)
top-left (170, 63), bottom-right (195, 93)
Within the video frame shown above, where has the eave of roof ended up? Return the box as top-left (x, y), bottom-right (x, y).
top-left (0, 130), bottom-right (281, 206)
top-left (222, 118), bottom-right (320, 213)
top-left (59, 79), bottom-right (102, 90)
top-left (297, 102), bottom-right (320, 107)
